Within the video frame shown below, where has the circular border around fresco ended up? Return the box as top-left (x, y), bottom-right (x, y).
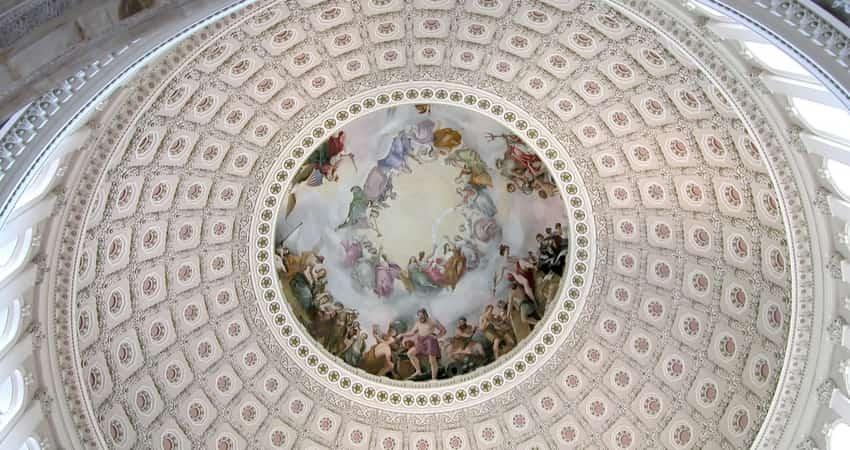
top-left (250, 83), bottom-right (596, 412)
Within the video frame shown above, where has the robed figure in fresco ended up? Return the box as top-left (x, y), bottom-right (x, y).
top-left (293, 131), bottom-right (350, 186)
top-left (287, 131), bottom-right (356, 217)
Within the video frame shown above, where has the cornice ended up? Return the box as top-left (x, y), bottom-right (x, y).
top-left (704, 0), bottom-right (850, 109)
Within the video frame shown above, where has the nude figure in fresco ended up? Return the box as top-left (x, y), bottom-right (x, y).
top-left (444, 317), bottom-right (485, 364)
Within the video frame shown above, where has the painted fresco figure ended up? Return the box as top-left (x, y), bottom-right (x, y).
top-left (289, 131), bottom-right (357, 211)
top-left (373, 253), bottom-right (402, 297)
top-left (351, 246), bottom-right (379, 293)
top-left (457, 185), bottom-right (497, 218)
top-left (340, 327), bottom-right (368, 367)
top-left (488, 132), bottom-right (558, 198)
top-left (439, 242), bottom-right (467, 291)
top-left (349, 244), bottom-right (402, 298)
top-left (324, 304), bottom-right (358, 356)
top-left (402, 253), bottom-right (441, 294)
top-left (377, 130), bottom-right (421, 174)
top-left (288, 264), bottom-right (327, 312)
top-left (337, 186), bottom-right (369, 229)
top-left (360, 324), bottom-right (402, 378)
top-left (452, 235), bottom-right (483, 271)
top-left (340, 239), bottom-right (363, 267)
top-left (492, 245), bottom-right (535, 301)
top-left (444, 317), bottom-right (485, 364)
top-left (408, 119), bottom-right (438, 160)
top-left (337, 186), bottom-right (382, 236)
top-left (445, 147), bottom-right (494, 189)
top-left (362, 165), bottom-right (397, 208)
top-left (479, 303), bottom-right (516, 358)
top-left (401, 309), bottom-right (447, 380)
top-left (508, 281), bottom-right (539, 342)
top-left (536, 230), bottom-right (567, 276)
top-left (432, 127), bottom-right (463, 154)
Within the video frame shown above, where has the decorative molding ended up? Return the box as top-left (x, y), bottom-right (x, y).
top-left (0, 0), bottom-right (79, 48)
top-left (707, 1), bottom-right (850, 109)
top-left (827, 317), bottom-right (846, 342)
top-left (817, 379), bottom-right (837, 404)
top-left (795, 436), bottom-right (816, 450)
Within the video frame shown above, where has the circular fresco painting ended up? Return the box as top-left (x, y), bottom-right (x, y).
top-left (274, 103), bottom-right (568, 381)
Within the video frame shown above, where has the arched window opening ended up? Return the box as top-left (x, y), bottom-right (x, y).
top-left (845, 362), bottom-right (850, 397)
top-left (0, 299), bottom-right (21, 355)
top-left (792, 97), bottom-right (850, 144)
top-left (742, 41), bottom-right (812, 80)
top-left (0, 371), bottom-right (25, 430)
top-left (0, 238), bottom-right (18, 268)
top-left (14, 157), bottom-right (61, 213)
top-left (19, 437), bottom-right (41, 450)
top-left (0, 229), bottom-right (33, 284)
top-left (829, 421), bottom-right (850, 449)
top-left (826, 159), bottom-right (850, 200)
top-left (685, 0), bottom-right (730, 21)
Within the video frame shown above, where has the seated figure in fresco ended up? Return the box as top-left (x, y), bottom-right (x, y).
top-left (340, 321), bottom-right (368, 367)
top-left (479, 302), bottom-right (516, 358)
top-left (288, 263), bottom-right (328, 314)
top-left (276, 245), bottom-right (328, 322)
top-left (400, 308), bottom-right (447, 380)
top-left (349, 244), bottom-right (402, 298)
top-left (444, 317), bottom-right (485, 365)
top-left (439, 242), bottom-right (467, 291)
top-left (401, 253), bottom-right (441, 295)
top-left (508, 281), bottom-right (539, 342)
top-left (325, 304), bottom-right (359, 356)
top-left (309, 301), bottom-right (341, 348)
top-left (488, 132), bottom-right (559, 198)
